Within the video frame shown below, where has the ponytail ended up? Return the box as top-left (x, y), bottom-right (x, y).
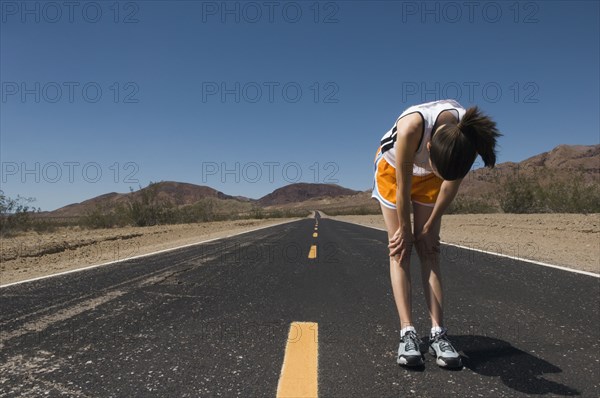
top-left (430, 106), bottom-right (502, 180)
top-left (457, 106), bottom-right (501, 168)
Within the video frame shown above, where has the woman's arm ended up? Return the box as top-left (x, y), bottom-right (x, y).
top-left (426, 178), bottom-right (462, 229)
top-left (416, 178), bottom-right (462, 254)
top-left (388, 114), bottom-right (422, 259)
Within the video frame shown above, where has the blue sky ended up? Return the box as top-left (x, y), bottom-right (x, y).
top-left (1, 0), bottom-right (599, 211)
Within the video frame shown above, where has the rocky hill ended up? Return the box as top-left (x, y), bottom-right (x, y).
top-left (43, 144), bottom-right (599, 217)
top-left (49, 181), bottom-right (239, 217)
top-left (257, 183), bottom-right (360, 207)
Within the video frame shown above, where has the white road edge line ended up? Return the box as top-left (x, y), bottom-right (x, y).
top-left (330, 218), bottom-right (600, 278)
top-left (0, 219), bottom-right (303, 289)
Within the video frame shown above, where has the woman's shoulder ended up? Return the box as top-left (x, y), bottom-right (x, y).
top-left (394, 113), bottom-right (424, 152)
top-left (396, 112), bottom-right (423, 134)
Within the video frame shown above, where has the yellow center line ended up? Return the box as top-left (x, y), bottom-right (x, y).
top-left (276, 322), bottom-right (319, 398)
top-left (312, 232), bottom-right (318, 238)
top-left (308, 245), bottom-right (317, 259)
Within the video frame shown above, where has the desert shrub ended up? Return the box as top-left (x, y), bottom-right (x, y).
top-left (499, 173), bottom-right (544, 213)
top-left (447, 196), bottom-right (497, 214)
top-left (500, 169), bottom-right (600, 214)
top-left (250, 206), bottom-right (265, 219)
top-left (265, 209), bottom-right (283, 218)
top-left (0, 191), bottom-right (39, 236)
top-left (275, 208), bottom-right (311, 218)
top-left (325, 206), bottom-right (381, 216)
top-left (125, 182), bottom-right (175, 226)
top-left (29, 217), bottom-right (62, 233)
top-left (173, 198), bottom-right (217, 223)
top-left (82, 205), bottom-right (121, 229)
top-left (543, 174), bottom-right (600, 213)
top-left (234, 207), bottom-right (310, 220)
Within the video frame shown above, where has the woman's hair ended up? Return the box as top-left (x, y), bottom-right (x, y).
top-left (429, 106), bottom-right (502, 181)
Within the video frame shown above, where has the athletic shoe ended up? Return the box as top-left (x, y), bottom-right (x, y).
top-left (397, 330), bottom-right (424, 366)
top-left (428, 328), bottom-right (462, 368)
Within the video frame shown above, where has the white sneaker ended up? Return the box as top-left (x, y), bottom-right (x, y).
top-left (397, 330), bottom-right (424, 367)
top-left (428, 328), bottom-right (462, 368)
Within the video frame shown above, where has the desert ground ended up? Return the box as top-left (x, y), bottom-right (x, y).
top-left (330, 213), bottom-right (599, 274)
top-left (1, 213), bottom-right (598, 286)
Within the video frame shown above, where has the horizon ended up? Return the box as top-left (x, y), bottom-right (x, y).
top-left (2, 1), bottom-right (599, 211)
top-left (46, 142), bottom-right (599, 211)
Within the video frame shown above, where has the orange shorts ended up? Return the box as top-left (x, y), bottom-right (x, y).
top-left (371, 146), bottom-right (443, 209)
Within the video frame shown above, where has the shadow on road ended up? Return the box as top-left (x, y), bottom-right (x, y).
top-left (453, 335), bottom-right (580, 396)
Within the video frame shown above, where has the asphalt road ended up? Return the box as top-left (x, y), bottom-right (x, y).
top-left (1, 216), bottom-right (598, 397)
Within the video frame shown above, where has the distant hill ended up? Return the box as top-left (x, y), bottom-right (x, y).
top-left (44, 144), bottom-right (599, 217)
top-left (47, 182), bottom-right (362, 217)
top-left (520, 144), bottom-right (599, 171)
top-left (257, 183), bottom-right (360, 207)
top-left (263, 189), bottom-right (377, 214)
top-left (458, 144), bottom-right (599, 201)
top-left (49, 181), bottom-right (241, 217)
top-left (284, 144), bottom-right (600, 214)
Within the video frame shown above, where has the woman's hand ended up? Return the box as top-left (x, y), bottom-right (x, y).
top-left (415, 225), bottom-right (440, 256)
top-left (388, 227), bottom-right (414, 263)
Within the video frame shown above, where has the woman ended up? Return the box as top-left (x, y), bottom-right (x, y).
top-left (371, 99), bottom-right (501, 368)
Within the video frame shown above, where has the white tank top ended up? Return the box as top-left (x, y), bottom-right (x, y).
top-left (379, 99), bottom-right (466, 176)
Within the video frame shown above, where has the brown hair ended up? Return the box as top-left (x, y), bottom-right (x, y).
top-left (429, 106), bottom-right (501, 181)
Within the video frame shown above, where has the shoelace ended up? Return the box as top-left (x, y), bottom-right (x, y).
top-left (432, 331), bottom-right (454, 353)
top-left (402, 331), bottom-right (421, 351)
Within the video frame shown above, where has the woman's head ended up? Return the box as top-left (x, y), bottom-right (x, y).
top-left (428, 106), bottom-right (501, 181)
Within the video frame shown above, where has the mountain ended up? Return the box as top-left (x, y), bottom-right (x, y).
top-left (46, 182), bottom-right (362, 217)
top-left (49, 181), bottom-right (240, 217)
top-left (458, 144), bottom-right (599, 200)
top-left (520, 144), bottom-right (599, 171)
top-left (257, 183), bottom-right (361, 207)
top-left (305, 144), bottom-right (600, 214)
top-left (44, 144), bottom-right (599, 217)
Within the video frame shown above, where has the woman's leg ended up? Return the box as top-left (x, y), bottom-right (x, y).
top-left (412, 202), bottom-right (443, 328)
top-left (379, 202), bottom-right (413, 330)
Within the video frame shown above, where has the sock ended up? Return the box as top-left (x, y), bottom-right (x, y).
top-left (400, 325), bottom-right (416, 337)
top-left (431, 326), bottom-right (444, 337)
